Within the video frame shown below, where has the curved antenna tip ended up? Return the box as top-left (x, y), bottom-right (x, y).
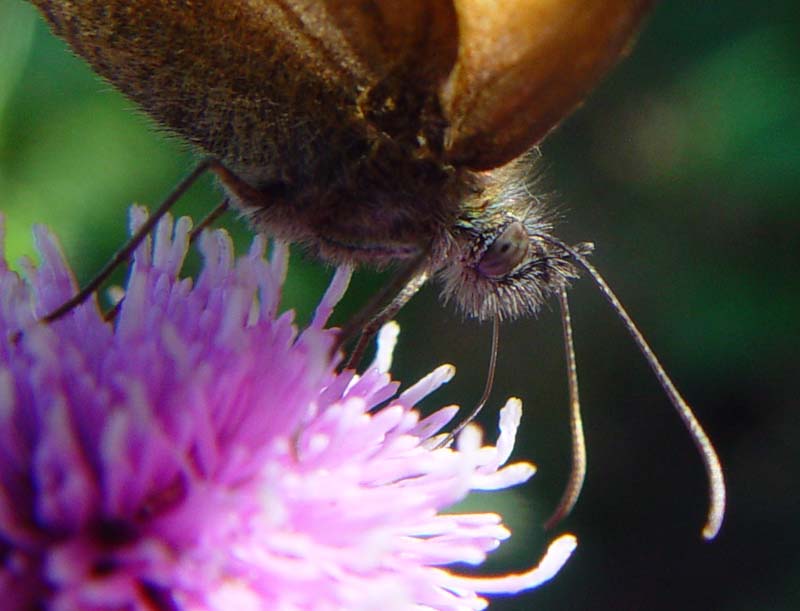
top-left (701, 450), bottom-right (726, 540)
top-left (537, 234), bottom-right (727, 540)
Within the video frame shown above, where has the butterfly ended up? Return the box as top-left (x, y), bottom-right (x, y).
top-left (27, 0), bottom-right (724, 538)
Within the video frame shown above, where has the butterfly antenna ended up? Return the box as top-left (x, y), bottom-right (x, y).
top-left (438, 315), bottom-right (500, 448)
top-left (541, 235), bottom-right (725, 540)
top-left (544, 286), bottom-right (587, 531)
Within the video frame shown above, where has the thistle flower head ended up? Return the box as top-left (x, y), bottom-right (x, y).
top-left (0, 208), bottom-right (575, 610)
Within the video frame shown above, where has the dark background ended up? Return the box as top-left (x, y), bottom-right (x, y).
top-left (2, 1), bottom-right (798, 609)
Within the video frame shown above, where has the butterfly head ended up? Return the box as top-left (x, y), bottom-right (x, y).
top-left (438, 159), bottom-right (592, 321)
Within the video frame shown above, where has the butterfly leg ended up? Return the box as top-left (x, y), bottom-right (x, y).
top-left (189, 197), bottom-right (231, 244)
top-left (100, 197), bottom-right (232, 324)
top-left (40, 158), bottom-right (248, 325)
top-left (342, 269), bottom-right (430, 371)
top-left (334, 251), bottom-right (431, 370)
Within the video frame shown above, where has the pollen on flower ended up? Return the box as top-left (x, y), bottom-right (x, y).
top-left (0, 208), bottom-right (576, 611)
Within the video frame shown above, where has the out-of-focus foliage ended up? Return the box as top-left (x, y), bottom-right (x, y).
top-left (2, 1), bottom-right (798, 609)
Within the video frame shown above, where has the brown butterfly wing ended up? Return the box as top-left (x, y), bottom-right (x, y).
top-left (30, 0), bottom-right (458, 185)
top-left (31, 0), bottom-right (652, 180)
top-left (440, 0), bottom-right (655, 170)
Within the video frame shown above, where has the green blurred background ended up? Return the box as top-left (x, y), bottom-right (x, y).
top-left (1, 1), bottom-right (798, 609)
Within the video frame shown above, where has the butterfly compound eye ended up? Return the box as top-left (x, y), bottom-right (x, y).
top-left (477, 221), bottom-right (530, 278)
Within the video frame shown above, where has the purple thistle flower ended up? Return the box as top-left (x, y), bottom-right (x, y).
top-left (0, 208), bottom-right (576, 611)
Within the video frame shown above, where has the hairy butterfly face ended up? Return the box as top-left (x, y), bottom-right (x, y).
top-left (433, 155), bottom-right (581, 321)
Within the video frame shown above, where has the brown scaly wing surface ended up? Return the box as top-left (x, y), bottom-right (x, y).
top-left (29, 1), bottom-right (458, 184)
top-left (440, 0), bottom-right (655, 170)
